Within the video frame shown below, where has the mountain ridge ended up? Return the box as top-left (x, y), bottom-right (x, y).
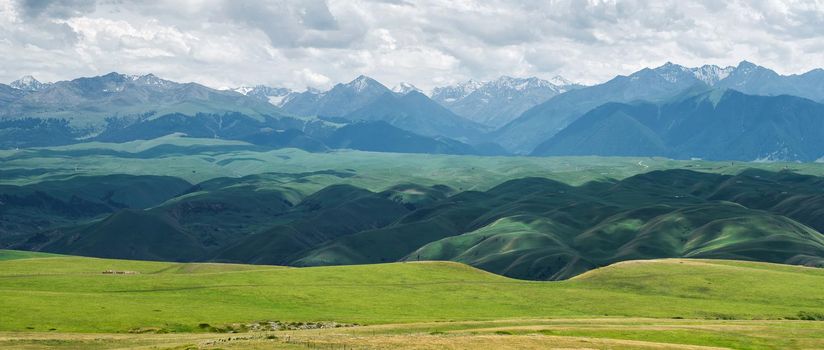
top-left (532, 88), bottom-right (824, 161)
top-left (432, 76), bottom-right (583, 128)
top-left (494, 61), bottom-right (824, 154)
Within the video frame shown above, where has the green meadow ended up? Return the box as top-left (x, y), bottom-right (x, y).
top-left (2, 251), bottom-right (824, 349)
top-left (1, 250), bottom-right (824, 349)
top-left (3, 139), bottom-right (824, 349)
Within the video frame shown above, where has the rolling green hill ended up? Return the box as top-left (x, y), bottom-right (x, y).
top-left (299, 170), bottom-right (824, 279)
top-left (4, 139), bottom-right (824, 281)
top-left (0, 251), bottom-right (822, 334)
top-left (0, 174), bottom-right (192, 245)
top-left (9, 168), bottom-right (824, 281)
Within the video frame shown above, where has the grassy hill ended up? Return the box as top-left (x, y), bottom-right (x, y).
top-left (1, 250), bottom-right (823, 336)
top-left (2, 139), bottom-right (824, 281)
top-left (278, 169), bottom-right (824, 279)
top-left (4, 138), bottom-right (824, 280)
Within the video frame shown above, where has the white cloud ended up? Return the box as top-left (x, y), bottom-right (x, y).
top-left (294, 68), bottom-right (332, 90)
top-left (1, 0), bottom-right (824, 90)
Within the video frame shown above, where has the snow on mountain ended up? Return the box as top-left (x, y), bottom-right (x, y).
top-left (348, 75), bottom-right (375, 93)
top-left (651, 62), bottom-right (694, 83)
top-left (279, 75), bottom-right (393, 117)
top-left (231, 86), bottom-right (255, 95)
top-left (431, 76), bottom-right (582, 128)
top-left (431, 80), bottom-right (484, 103)
top-left (484, 76), bottom-right (571, 93)
top-left (227, 85), bottom-right (295, 107)
top-left (433, 76), bottom-right (579, 104)
top-left (650, 62), bottom-right (735, 86)
top-left (10, 75), bottom-right (52, 91)
top-left (392, 82), bottom-right (422, 95)
top-left (690, 65), bottom-right (734, 86)
top-left (548, 75), bottom-right (574, 87)
top-left (131, 73), bottom-right (175, 87)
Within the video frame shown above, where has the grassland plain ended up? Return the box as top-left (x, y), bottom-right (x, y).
top-left (1, 251), bottom-right (824, 349)
top-left (3, 134), bottom-right (823, 190)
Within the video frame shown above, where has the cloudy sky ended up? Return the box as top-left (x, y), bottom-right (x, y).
top-left (1, 0), bottom-right (823, 91)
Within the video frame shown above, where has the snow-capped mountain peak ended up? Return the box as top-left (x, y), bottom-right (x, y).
top-left (650, 62), bottom-right (737, 86)
top-left (132, 73), bottom-right (174, 87)
top-left (652, 62), bottom-right (692, 83)
top-left (430, 75), bottom-right (583, 128)
top-left (690, 65), bottom-right (734, 86)
top-left (430, 79), bottom-right (483, 102)
top-left (488, 76), bottom-right (533, 91)
top-left (548, 75), bottom-right (573, 87)
top-left (10, 75), bottom-right (51, 91)
top-left (225, 85), bottom-right (296, 107)
top-left (231, 86), bottom-right (255, 95)
top-left (392, 82), bottom-right (422, 95)
top-left (482, 76), bottom-right (578, 94)
top-left (347, 75), bottom-right (376, 93)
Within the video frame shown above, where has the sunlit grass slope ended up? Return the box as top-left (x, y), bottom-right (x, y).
top-left (1, 250), bottom-right (822, 333)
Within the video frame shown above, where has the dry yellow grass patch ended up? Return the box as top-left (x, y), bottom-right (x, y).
top-left (5, 318), bottom-right (824, 350)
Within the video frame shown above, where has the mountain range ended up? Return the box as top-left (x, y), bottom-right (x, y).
top-left (3, 60), bottom-right (824, 161)
top-left (0, 72), bottom-right (284, 127)
top-left (229, 85), bottom-right (296, 107)
top-left (9, 75), bottom-right (52, 91)
top-left (432, 76), bottom-right (583, 128)
top-left (493, 61), bottom-right (824, 155)
top-left (0, 73), bottom-right (495, 155)
top-left (532, 89), bottom-right (824, 161)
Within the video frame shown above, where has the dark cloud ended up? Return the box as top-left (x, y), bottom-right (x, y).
top-left (15, 0), bottom-right (96, 19)
top-left (4, 0), bottom-right (95, 49)
top-left (218, 0), bottom-right (366, 49)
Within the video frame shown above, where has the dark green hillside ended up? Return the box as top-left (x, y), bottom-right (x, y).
top-left (214, 184), bottom-right (423, 264)
top-left (43, 209), bottom-right (205, 261)
top-left (5, 160), bottom-right (824, 280)
top-left (30, 171), bottom-right (358, 260)
top-left (533, 90), bottom-right (824, 161)
top-left (305, 170), bottom-right (824, 279)
top-left (0, 174), bottom-right (190, 242)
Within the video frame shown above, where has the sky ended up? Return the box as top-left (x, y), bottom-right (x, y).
top-left (1, 0), bottom-right (823, 92)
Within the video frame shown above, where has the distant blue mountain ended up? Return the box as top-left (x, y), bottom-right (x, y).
top-left (342, 91), bottom-right (489, 141)
top-left (496, 61), bottom-right (824, 154)
top-left (280, 75), bottom-right (392, 118)
top-left (532, 89), bottom-right (824, 161)
top-left (3, 63), bottom-right (824, 161)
